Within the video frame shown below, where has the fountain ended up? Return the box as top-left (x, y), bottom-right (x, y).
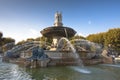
top-left (56, 37), bottom-right (84, 66)
top-left (41, 11), bottom-right (76, 50)
top-left (4, 12), bottom-right (105, 67)
top-left (40, 12), bottom-right (83, 66)
top-left (57, 37), bottom-right (76, 54)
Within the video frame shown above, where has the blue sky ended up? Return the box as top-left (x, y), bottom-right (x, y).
top-left (0, 0), bottom-right (120, 43)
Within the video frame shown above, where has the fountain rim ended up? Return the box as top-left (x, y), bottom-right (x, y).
top-left (40, 26), bottom-right (76, 38)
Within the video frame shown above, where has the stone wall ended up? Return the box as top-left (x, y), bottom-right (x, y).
top-left (44, 50), bottom-right (77, 59)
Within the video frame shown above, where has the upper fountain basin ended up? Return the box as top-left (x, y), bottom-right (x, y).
top-left (40, 26), bottom-right (76, 38)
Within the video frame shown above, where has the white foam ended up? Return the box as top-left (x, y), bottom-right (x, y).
top-left (70, 66), bottom-right (91, 74)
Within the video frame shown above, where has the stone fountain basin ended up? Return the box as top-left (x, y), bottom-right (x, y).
top-left (40, 26), bottom-right (76, 38)
top-left (44, 50), bottom-right (79, 66)
top-left (44, 50), bottom-right (77, 59)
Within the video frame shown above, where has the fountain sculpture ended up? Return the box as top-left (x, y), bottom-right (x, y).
top-left (40, 12), bottom-right (84, 66)
top-left (41, 11), bottom-right (76, 50)
top-left (4, 12), bottom-right (104, 68)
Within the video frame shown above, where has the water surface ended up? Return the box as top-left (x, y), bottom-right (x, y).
top-left (26, 63), bottom-right (120, 80)
top-left (0, 63), bottom-right (33, 80)
top-left (0, 62), bottom-right (120, 80)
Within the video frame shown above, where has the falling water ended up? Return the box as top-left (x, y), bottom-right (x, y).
top-left (57, 37), bottom-right (83, 66)
top-left (57, 37), bottom-right (91, 74)
top-left (0, 55), bottom-right (2, 62)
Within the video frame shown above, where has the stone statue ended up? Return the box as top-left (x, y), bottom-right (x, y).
top-left (55, 12), bottom-right (62, 22)
top-left (54, 11), bottom-right (63, 26)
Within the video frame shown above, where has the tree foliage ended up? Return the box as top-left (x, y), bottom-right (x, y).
top-left (70, 34), bottom-right (86, 40)
top-left (16, 36), bottom-right (52, 47)
top-left (0, 32), bottom-right (15, 52)
top-left (16, 40), bottom-right (26, 45)
top-left (0, 32), bottom-right (3, 38)
top-left (86, 32), bottom-right (105, 45)
top-left (86, 28), bottom-right (120, 53)
top-left (0, 32), bottom-right (15, 46)
top-left (104, 28), bottom-right (120, 51)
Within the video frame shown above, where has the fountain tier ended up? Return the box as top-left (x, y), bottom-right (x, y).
top-left (41, 26), bottom-right (76, 38)
top-left (40, 12), bottom-right (76, 48)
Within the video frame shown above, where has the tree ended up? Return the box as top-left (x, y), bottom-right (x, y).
top-left (70, 35), bottom-right (86, 40)
top-left (26, 38), bottom-right (34, 42)
top-left (0, 37), bottom-right (15, 52)
top-left (104, 28), bottom-right (120, 52)
top-left (0, 37), bottom-right (15, 46)
top-left (16, 40), bottom-right (26, 45)
top-left (0, 32), bottom-right (3, 39)
top-left (86, 28), bottom-right (120, 54)
top-left (86, 32), bottom-right (105, 45)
